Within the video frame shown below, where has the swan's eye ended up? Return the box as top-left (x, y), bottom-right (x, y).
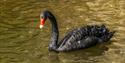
top-left (40, 14), bottom-right (44, 18)
top-left (40, 16), bottom-right (44, 18)
top-left (41, 16), bottom-right (44, 18)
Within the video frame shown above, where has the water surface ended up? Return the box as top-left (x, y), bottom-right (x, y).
top-left (0, 0), bottom-right (125, 63)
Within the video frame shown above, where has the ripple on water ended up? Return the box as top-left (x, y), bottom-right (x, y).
top-left (0, 0), bottom-right (125, 63)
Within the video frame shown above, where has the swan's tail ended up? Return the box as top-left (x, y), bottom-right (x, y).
top-left (101, 31), bottom-right (115, 42)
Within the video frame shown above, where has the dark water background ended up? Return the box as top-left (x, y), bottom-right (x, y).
top-left (0, 0), bottom-right (125, 63)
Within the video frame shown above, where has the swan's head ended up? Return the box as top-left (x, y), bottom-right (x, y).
top-left (39, 10), bottom-right (56, 29)
top-left (39, 11), bottom-right (48, 29)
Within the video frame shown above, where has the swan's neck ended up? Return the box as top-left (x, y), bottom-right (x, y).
top-left (48, 16), bottom-right (59, 50)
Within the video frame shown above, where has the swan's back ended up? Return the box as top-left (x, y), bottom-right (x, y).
top-left (56, 25), bottom-right (115, 51)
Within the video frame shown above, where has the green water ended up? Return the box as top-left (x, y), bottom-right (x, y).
top-left (0, 0), bottom-right (125, 63)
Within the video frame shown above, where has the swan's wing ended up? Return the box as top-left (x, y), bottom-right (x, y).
top-left (57, 25), bottom-right (115, 51)
top-left (57, 27), bottom-right (99, 51)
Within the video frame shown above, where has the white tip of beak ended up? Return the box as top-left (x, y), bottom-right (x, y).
top-left (39, 25), bottom-right (44, 29)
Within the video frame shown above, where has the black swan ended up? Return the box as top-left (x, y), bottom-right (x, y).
top-left (39, 10), bottom-right (115, 52)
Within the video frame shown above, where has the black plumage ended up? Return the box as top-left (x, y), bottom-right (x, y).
top-left (56, 25), bottom-right (115, 51)
top-left (40, 10), bottom-right (115, 52)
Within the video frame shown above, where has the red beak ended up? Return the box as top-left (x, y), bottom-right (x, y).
top-left (40, 18), bottom-right (45, 28)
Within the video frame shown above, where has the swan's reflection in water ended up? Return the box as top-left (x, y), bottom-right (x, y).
top-left (47, 44), bottom-right (109, 63)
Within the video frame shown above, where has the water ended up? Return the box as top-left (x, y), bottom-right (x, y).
top-left (0, 0), bottom-right (125, 63)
